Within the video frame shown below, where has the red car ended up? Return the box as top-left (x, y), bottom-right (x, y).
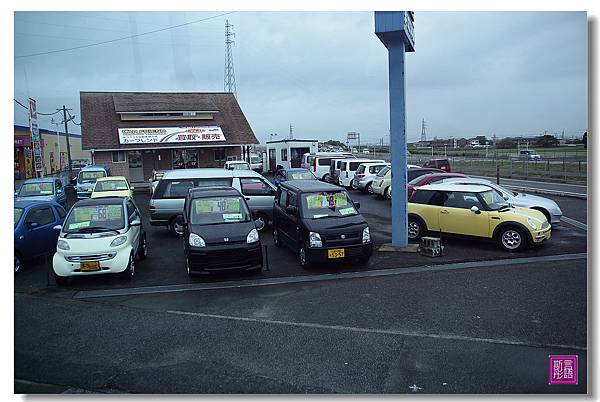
top-left (407, 172), bottom-right (467, 200)
top-left (422, 158), bottom-right (451, 172)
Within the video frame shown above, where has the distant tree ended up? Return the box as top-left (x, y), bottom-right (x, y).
top-left (496, 138), bottom-right (516, 149)
top-left (534, 135), bottom-right (560, 148)
top-left (475, 135), bottom-right (488, 145)
top-left (324, 140), bottom-right (346, 149)
top-left (583, 131), bottom-right (587, 149)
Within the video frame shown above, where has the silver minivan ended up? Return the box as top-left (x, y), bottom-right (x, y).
top-left (149, 169), bottom-right (277, 235)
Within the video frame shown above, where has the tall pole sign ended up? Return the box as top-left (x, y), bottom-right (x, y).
top-left (375, 11), bottom-right (415, 247)
top-left (28, 98), bottom-right (44, 177)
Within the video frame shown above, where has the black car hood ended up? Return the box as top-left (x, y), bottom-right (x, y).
top-left (189, 221), bottom-right (256, 244)
top-left (302, 213), bottom-right (368, 232)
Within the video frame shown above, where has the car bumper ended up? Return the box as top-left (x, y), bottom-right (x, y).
top-left (187, 243), bottom-right (263, 274)
top-left (372, 185), bottom-right (385, 195)
top-left (356, 180), bottom-right (371, 191)
top-left (53, 247), bottom-right (132, 277)
top-left (306, 242), bottom-right (373, 263)
top-left (551, 214), bottom-right (562, 224)
top-left (531, 227), bottom-right (552, 245)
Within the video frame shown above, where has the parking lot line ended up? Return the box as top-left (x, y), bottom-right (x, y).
top-left (561, 216), bottom-right (587, 231)
top-left (73, 252), bottom-right (587, 299)
top-left (166, 309), bottom-right (587, 352)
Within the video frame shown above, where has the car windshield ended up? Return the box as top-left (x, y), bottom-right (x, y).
top-left (18, 182), bottom-right (54, 196)
top-left (301, 191), bottom-right (358, 219)
top-left (95, 180), bottom-right (129, 191)
top-left (377, 166), bottom-right (390, 177)
top-left (228, 163), bottom-right (250, 170)
top-left (409, 174), bottom-right (433, 185)
top-left (190, 196), bottom-right (251, 225)
top-left (14, 207), bottom-right (24, 227)
top-left (250, 156), bottom-right (261, 163)
top-left (78, 170), bottom-right (106, 184)
top-left (288, 171), bottom-right (315, 180)
top-left (63, 204), bottom-right (125, 233)
top-left (480, 190), bottom-right (510, 210)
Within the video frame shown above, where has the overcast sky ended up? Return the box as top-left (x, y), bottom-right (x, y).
top-left (13, 11), bottom-right (587, 144)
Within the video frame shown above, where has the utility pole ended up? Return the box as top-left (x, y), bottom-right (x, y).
top-left (420, 118), bottom-right (427, 142)
top-left (224, 20), bottom-right (237, 98)
top-left (51, 117), bottom-right (62, 172)
top-left (59, 106), bottom-right (73, 181)
top-left (289, 123), bottom-right (293, 140)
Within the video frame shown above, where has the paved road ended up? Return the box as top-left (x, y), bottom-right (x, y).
top-left (475, 176), bottom-right (587, 197)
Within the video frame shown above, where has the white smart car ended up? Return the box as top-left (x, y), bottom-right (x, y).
top-left (52, 197), bottom-right (147, 285)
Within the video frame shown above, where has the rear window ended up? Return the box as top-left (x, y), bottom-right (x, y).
top-left (355, 165), bottom-right (366, 174)
top-left (369, 165), bottom-right (386, 174)
top-left (348, 162), bottom-right (361, 171)
top-left (437, 160), bottom-right (450, 168)
top-left (377, 166), bottom-right (391, 177)
top-left (318, 158), bottom-right (331, 166)
top-left (153, 178), bottom-right (233, 199)
top-left (410, 190), bottom-right (437, 204)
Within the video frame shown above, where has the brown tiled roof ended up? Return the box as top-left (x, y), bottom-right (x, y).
top-left (80, 92), bottom-right (258, 150)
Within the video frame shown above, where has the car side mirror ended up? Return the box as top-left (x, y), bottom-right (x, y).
top-left (130, 186), bottom-right (135, 190)
top-left (53, 224), bottom-right (62, 231)
top-left (470, 206), bottom-right (481, 214)
top-left (27, 222), bottom-right (40, 229)
top-left (354, 202), bottom-right (361, 210)
top-left (14, 191), bottom-right (18, 197)
top-left (503, 195), bottom-right (510, 201)
top-left (129, 219), bottom-right (141, 226)
top-left (285, 205), bottom-right (297, 215)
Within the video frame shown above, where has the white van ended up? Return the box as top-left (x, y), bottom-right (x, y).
top-left (338, 159), bottom-right (385, 188)
top-left (302, 152), bottom-right (353, 181)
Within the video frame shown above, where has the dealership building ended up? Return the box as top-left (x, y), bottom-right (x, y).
top-left (80, 92), bottom-right (259, 183)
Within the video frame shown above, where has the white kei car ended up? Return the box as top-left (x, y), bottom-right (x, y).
top-left (52, 197), bottom-right (147, 285)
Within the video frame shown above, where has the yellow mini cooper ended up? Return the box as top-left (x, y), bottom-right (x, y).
top-left (407, 183), bottom-right (551, 252)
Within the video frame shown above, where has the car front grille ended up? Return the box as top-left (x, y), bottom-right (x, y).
top-left (322, 232), bottom-right (362, 247)
top-left (66, 254), bottom-right (115, 262)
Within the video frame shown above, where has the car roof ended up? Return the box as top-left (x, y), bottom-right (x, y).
top-left (188, 186), bottom-right (242, 198)
top-left (281, 180), bottom-right (344, 193)
top-left (417, 183), bottom-right (492, 193)
top-left (226, 160), bottom-right (249, 164)
top-left (22, 177), bottom-right (56, 184)
top-left (96, 176), bottom-right (128, 182)
top-left (346, 159), bottom-right (385, 164)
top-left (73, 197), bottom-right (125, 206)
top-left (419, 173), bottom-right (465, 180)
top-left (285, 168), bottom-right (309, 172)
top-left (80, 164), bottom-right (108, 171)
top-left (359, 162), bottom-right (390, 166)
top-left (161, 168), bottom-right (266, 180)
top-left (440, 177), bottom-right (492, 185)
top-left (14, 199), bottom-right (61, 208)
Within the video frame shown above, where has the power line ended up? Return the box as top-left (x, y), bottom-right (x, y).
top-left (15, 11), bottom-right (236, 59)
top-left (13, 98), bottom-right (61, 115)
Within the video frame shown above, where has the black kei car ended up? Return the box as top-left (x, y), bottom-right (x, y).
top-left (181, 186), bottom-right (263, 276)
top-left (273, 180), bottom-right (373, 268)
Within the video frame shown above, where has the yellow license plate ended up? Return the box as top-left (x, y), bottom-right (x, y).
top-left (80, 261), bottom-right (100, 272)
top-left (328, 249), bottom-right (345, 259)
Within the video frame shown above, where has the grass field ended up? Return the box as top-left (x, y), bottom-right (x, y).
top-left (407, 145), bottom-right (587, 160)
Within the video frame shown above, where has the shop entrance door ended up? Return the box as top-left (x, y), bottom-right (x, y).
top-left (173, 149), bottom-right (199, 169)
top-left (128, 151), bottom-right (144, 182)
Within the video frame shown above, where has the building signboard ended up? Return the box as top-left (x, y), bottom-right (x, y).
top-left (118, 126), bottom-right (226, 145)
top-left (28, 98), bottom-right (43, 173)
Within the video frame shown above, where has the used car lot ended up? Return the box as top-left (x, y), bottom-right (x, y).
top-left (14, 185), bottom-right (586, 293)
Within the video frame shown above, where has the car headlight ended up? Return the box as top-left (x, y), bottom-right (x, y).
top-left (309, 231), bottom-right (322, 248)
top-left (526, 218), bottom-right (538, 230)
top-left (57, 239), bottom-right (70, 250)
top-left (362, 227), bottom-right (371, 243)
top-left (109, 236), bottom-right (128, 247)
top-left (189, 233), bottom-right (206, 247)
top-left (247, 228), bottom-right (259, 244)
top-left (87, 188), bottom-right (93, 192)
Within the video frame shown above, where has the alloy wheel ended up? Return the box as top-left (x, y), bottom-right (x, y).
top-left (14, 255), bottom-right (21, 273)
top-left (501, 229), bottom-right (522, 250)
top-left (408, 221), bottom-right (420, 239)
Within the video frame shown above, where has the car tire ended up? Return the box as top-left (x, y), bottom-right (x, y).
top-left (366, 183), bottom-right (374, 194)
top-left (186, 257), bottom-right (196, 277)
top-left (273, 228), bottom-right (282, 247)
top-left (322, 173), bottom-right (330, 183)
top-left (298, 243), bottom-right (312, 269)
top-left (351, 180), bottom-right (359, 190)
top-left (121, 253), bottom-right (135, 279)
top-left (254, 213), bottom-right (268, 232)
top-left (14, 252), bottom-right (23, 274)
top-left (54, 273), bottom-right (69, 286)
top-left (385, 186), bottom-right (392, 200)
top-left (407, 216), bottom-right (425, 241)
top-left (138, 234), bottom-right (148, 260)
top-left (498, 226), bottom-right (527, 252)
top-left (169, 217), bottom-right (185, 237)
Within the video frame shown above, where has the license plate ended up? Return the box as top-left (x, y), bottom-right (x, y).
top-left (328, 249), bottom-right (345, 259)
top-left (80, 261), bottom-right (100, 272)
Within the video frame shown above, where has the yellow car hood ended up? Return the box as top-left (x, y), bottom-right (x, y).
top-left (497, 206), bottom-right (547, 225)
top-left (91, 190), bottom-right (132, 199)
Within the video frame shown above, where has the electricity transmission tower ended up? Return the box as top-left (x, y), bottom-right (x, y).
top-left (224, 20), bottom-right (237, 98)
top-left (420, 118), bottom-right (427, 142)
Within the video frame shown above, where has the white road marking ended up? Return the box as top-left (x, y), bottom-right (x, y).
top-left (166, 309), bottom-right (587, 351)
top-left (561, 216), bottom-right (587, 231)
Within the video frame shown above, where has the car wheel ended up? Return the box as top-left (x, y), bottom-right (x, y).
top-left (322, 173), bottom-right (330, 182)
top-left (138, 234), bottom-right (147, 260)
top-left (351, 180), bottom-right (359, 190)
top-left (54, 273), bottom-right (69, 286)
top-left (14, 252), bottom-right (22, 274)
top-left (273, 228), bottom-right (282, 247)
top-left (254, 213), bottom-right (268, 232)
top-left (298, 243), bottom-right (312, 269)
top-left (169, 217), bottom-right (185, 237)
top-left (186, 257), bottom-right (195, 277)
top-left (407, 216), bottom-right (425, 240)
top-left (498, 226), bottom-right (527, 252)
top-left (366, 183), bottom-right (374, 194)
top-left (121, 253), bottom-right (135, 279)
top-left (385, 186), bottom-right (392, 200)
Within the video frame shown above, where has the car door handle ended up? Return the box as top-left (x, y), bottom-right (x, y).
top-left (440, 210), bottom-right (449, 214)
top-left (245, 197), bottom-right (250, 200)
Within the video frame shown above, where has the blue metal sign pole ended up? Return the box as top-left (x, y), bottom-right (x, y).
top-left (375, 11), bottom-right (414, 247)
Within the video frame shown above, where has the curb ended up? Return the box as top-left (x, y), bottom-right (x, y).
top-left (503, 185), bottom-right (587, 200)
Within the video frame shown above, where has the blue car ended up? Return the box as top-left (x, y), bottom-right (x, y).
top-left (14, 177), bottom-right (67, 208)
top-left (272, 168), bottom-right (317, 186)
top-left (14, 200), bottom-right (67, 273)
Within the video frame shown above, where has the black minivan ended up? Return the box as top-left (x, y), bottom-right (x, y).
top-left (273, 181), bottom-right (373, 268)
top-left (181, 186), bottom-right (263, 275)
